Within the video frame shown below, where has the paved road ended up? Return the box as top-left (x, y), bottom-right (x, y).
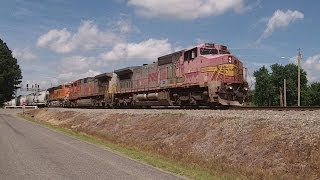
top-left (0, 110), bottom-right (182, 180)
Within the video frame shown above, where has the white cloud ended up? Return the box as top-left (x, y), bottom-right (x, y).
top-left (57, 70), bottom-right (101, 84)
top-left (100, 39), bottom-right (173, 61)
top-left (288, 55), bottom-right (298, 64)
top-left (115, 17), bottom-right (140, 34)
top-left (34, 38), bottom-right (174, 86)
top-left (128, 0), bottom-right (245, 20)
top-left (287, 54), bottom-right (320, 82)
top-left (12, 48), bottom-right (37, 61)
top-left (37, 20), bottom-right (122, 53)
top-left (58, 56), bottom-right (97, 73)
top-left (258, 9), bottom-right (304, 43)
top-left (246, 73), bottom-right (256, 89)
top-left (302, 54), bottom-right (320, 82)
top-left (23, 56), bottom-right (101, 89)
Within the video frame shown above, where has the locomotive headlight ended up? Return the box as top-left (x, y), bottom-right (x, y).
top-left (228, 56), bottom-right (232, 63)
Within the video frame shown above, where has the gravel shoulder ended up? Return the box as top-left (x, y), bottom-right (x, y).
top-left (21, 108), bottom-right (320, 179)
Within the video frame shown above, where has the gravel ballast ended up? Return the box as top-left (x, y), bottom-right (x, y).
top-left (23, 108), bottom-right (320, 179)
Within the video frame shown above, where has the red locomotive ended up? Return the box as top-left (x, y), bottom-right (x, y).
top-left (48, 43), bottom-right (248, 108)
top-left (69, 73), bottom-right (112, 107)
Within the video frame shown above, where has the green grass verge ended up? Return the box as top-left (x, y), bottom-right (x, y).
top-left (18, 114), bottom-right (236, 180)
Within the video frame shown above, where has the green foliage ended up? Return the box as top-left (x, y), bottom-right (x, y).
top-left (253, 63), bottom-right (308, 106)
top-left (302, 82), bottom-right (320, 106)
top-left (253, 66), bottom-right (273, 106)
top-left (0, 38), bottom-right (22, 104)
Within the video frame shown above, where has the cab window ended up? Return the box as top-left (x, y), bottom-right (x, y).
top-left (219, 50), bottom-right (230, 54)
top-left (184, 47), bottom-right (197, 61)
top-left (200, 48), bottom-right (218, 55)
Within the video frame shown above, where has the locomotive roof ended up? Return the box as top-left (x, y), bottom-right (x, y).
top-left (47, 86), bottom-right (59, 91)
top-left (114, 66), bottom-right (140, 75)
top-left (158, 51), bottom-right (182, 65)
top-left (47, 82), bottom-right (72, 91)
top-left (94, 73), bottom-right (112, 79)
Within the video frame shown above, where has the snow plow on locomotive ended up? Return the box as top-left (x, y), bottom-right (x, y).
top-left (47, 43), bottom-right (248, 108)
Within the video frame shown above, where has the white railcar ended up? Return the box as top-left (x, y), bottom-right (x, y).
top-left (26, 91), bottom-right (48, 107)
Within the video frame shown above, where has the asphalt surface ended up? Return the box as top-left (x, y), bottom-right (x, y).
top-left (0, 110), bottom-right (182, 180)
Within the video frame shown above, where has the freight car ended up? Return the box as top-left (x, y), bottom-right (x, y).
top-left (26, 90), bottom-right (48, 107)
top-left (48, 43), bottom-right (248, 108)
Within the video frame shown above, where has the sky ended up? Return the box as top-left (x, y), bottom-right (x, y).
top-left (1, 0), bottom-right (320, 92)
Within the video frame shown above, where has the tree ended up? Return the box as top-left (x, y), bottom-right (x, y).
top-left (253, 66), bottom-right (273, 106)
top-left (0, 38), bottom-right (22, 105)
top-left (303, 82), bottom-right (320, 106)
top-left (269, 63), bottom-right (308, 106)
top-left (253, 63), bottom-right (308, 106)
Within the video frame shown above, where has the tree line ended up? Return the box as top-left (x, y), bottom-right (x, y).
top-left (251, 63), bottom-right (320, 106)
top-left (0, 38), bottom-right (22, 105)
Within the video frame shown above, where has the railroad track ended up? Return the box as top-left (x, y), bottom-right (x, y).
top-left (229, 106), bottom-right (320, 111)
top-left (45, 106), bottom-right (320, 111)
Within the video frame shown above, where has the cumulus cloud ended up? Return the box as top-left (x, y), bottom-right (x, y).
top-left (286, 54), bottom-right (320, 82)
top-left (246, 71), bottom-right (256, 89)
top-left (57, 70), bottom-right (101, 84)
top-left (54, 55), bottom-right (102, 83)
top-left (128, 0), bottom-right (245, 20)
top-left (23, 57), bottom-right (102, 88)
top-left (12, 48), bottom-right (37, 61)
top-left (302, 54), bottom-right (320, 82)
top-left (257, 9), bottom-right (304, 43)
top-left (34, 38), bottom-right (174, 85)
top-left (114, 17), bottom-right (140, 34)
top-left (37, 20), bottom-right (122, 53)
top-left (100, 38), bottom-right (173, 61)
top-left (58, 56), bottom-right (97, 73)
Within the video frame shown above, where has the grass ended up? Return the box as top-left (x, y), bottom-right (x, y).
top-left (17, 113), bottom-right (239, 180)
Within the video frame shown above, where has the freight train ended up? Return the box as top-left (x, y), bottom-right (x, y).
top-left (47, 43), bottom-right (249, 108)
top-left (4, 91), bottom-right (48, 107)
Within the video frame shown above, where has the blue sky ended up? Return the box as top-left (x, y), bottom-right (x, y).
top-left (1, 0), bottom-right (319, 91)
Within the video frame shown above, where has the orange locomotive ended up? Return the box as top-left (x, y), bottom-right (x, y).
top-left (47, 83), bottom-right (72, 107)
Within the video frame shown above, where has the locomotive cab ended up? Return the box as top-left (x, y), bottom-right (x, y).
top-left (180, 43), bottom-right (248, 106)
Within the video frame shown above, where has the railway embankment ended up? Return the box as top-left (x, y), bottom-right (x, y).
top-left (22, 108), bottom-right (320, 179)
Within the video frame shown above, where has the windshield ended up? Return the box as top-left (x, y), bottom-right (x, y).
top-left (219, 50), bottom-right (230, 54)
top-left (200, 48), bottom-right (218, 55)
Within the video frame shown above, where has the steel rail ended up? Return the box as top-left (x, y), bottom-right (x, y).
top-left (229, 106), bottom-right (320, 111)
top-left (44, 106), bottom-right (320, 111)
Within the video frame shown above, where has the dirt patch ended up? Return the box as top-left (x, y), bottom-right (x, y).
top-left (23, 109), bottom-right (320, 179)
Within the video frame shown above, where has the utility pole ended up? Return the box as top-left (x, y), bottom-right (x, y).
top-left (297, 48), bottom-right (301, 106)
top-left (284, 79), bottom-right (287, 107)
top-left (279, 87), bottom-right (283, 107)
